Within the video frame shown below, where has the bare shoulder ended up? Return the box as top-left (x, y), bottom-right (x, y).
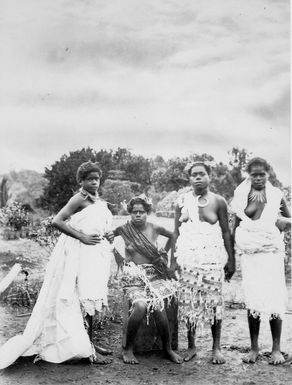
top-left (53, 192), bottom-right (86, 222)
top-left (69, 192), bottom-right (85, 205)
top-left (66, 192), bottom-right (89, 211)
top-left (152, 221), bottom-right (164, 232)
top-left (148, 222), bottom-right (157, 232)
top-left (152, 222), bottom-right (172, 237)
top-left (211, 192), bottom-right (227, 208)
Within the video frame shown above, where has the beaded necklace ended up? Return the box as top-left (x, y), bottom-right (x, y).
top-left (79, 187), bottom-right (99, 202)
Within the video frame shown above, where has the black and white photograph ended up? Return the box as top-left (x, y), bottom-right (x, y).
top-left (0, 1), bottom-right (291, 384)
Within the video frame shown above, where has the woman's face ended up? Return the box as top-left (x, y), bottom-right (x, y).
top-left (189, 165), bottom-right (210, 191)
top-left (130, 203), bottom-right (148, 226)
top-left (249, 164), bottom-right (268, 190)
top-left (80, 171), bottom-right (101, 194)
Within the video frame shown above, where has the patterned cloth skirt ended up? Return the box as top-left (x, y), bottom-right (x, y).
top-left (121, 263), bottom-right (177, 320)
top-left (178, 263), bottom-right (224, 331)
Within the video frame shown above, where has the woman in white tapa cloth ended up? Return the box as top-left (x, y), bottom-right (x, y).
top-left (0, 161), bottom-right (114, 369)
top-left (231, 157), bottom-right (290, 365)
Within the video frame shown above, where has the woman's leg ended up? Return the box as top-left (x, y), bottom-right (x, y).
top-left (184, 320), bottom-right (197, 362)
top-left (211, 319), bottom-right (225, 364)
top-left (153, 309), bottom-right (183, 364)
top-left (85, 313), bottom-right (112, 364)
top-left (122, 300), bottom-right (147, 364)
top-left (269, 317), bottom-right (285, 365)
top-left (243, 310), bottom-right (260, 363)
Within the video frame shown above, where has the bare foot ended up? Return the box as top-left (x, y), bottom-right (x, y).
top-left (184, 347), bottom-right (197, 362)
top-left (165, 349), bottom-right (183, 364)
top-left (95, 345), bottom-right (113, 356)
top-left (242, 349), bottom-right (259, 364)
top-left (212, 349), bottom-right (226, 364)
top-left (89, 351), bottom-right (112, 365)
top-left (122, 348), bottom-right (139, 364)
top-left (283, 355), bottom-right (292, 365)
top-left (269, 351), bottom-right (285, 365)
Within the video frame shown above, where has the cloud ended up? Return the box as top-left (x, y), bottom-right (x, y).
top-left (0, 0), bottom-right (290, 185)
top-left (252, 90), bottom-right (290, 126)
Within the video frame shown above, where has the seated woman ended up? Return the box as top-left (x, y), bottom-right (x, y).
top-left (113, 195), bottom-right (183, 365)
top-left (171, 161), bottom-right (235, 364)
top-left (231, 157), bottom-right (290, 365)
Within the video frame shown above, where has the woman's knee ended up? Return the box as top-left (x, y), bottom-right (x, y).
top-left (132, 300), bottom-right (147, 314)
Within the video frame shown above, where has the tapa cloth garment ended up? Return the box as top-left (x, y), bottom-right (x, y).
top-left (231, 179), bottom-right (287, 318)
top-left (175, 191), bottom-right (227, 330)
top-left (0, 199), bottom-right (113, 369)
top-left (121, 262), bottom-right (177, 322)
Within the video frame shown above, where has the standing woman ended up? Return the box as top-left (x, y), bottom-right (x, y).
top-left (0, 161), bottom-right (113, 368)
top-left (171, 161), bottom-right (235, 364)
top-left (231, 157), bottom-right (290, 365)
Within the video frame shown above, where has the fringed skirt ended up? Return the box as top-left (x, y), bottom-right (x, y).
top-left (121, 263), bottom-right (177, 322)
top-left (175, 220), bottom-right (227, 331)
top-left (178, 264), bottom-right (224, 331)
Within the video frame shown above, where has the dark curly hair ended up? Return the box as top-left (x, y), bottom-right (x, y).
top-left (187, 162), bottom-right (211, 176)
top-left (246, 157), bottom-right (270, 174)
top-left (127, 197), bottom-right (152, 214)
top-left (76, 161), bottom-right (102, 183)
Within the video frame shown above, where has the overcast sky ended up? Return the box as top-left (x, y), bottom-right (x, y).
top-left (0, 0), bottom-right (290, 184)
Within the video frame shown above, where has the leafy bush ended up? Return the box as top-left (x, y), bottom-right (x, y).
top-left (0, 201), bottom-right (31, 231)
top-left (27, 216), bottom-right (60, 253)
top-left (101, 179), bottom-right (140, 215)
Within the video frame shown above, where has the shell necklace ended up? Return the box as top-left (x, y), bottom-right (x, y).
top-left (79, 187), bottom-right (99, 202)
top-left (248, 188), bottom-right (266, 203)
top-left (196, 194), bottom-right (209, 208)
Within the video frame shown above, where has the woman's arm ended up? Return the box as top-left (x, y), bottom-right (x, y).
top-left (280, 197), bottom-right (291, 218)
top-left (155, 224), bottom-right (173, 252)
top-left (232, 215), bottom-right (241, 246)
top-left (52, 194), bottom-right (101, 245)
top-left (218, 197), bottom-right (235, 280)
top-left (276, 197), bottom-right (291, 231)
top-left (170, 204), bottom-right (182, 270)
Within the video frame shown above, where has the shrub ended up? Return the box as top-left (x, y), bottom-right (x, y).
top-left (0, 201), bottom-right (31, 231)
top-left (27, 216), bottom-right (60, 253)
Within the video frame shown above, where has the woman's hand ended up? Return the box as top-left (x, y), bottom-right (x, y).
top-left (224, 259), bottom-right (235, 282)
top-left (125, 243), bottom-right (135, 255)
top-left (104, 231), bottom-right (115, 243)
top-left (276, 217), bottom-right (291, 232)
top-left (79, 233), bottom-right (102, 245)
top-left (170, 260), bottom-right (181, 274)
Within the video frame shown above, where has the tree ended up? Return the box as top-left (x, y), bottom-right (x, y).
top-left (95, 149), bottom-right (116, 180)
top-left (41, 147), bottom-right (102, 212)
top-left (151, 157), bottom-right (188, 192)
top-left (101, 179), bottom-right (140, 215)
top-left (111, 148), bottom-right (153, 191)
top-left (0, 177), bottom-right (8, 207)
top-left (268, 166), bottom-right (282, 188)
top-left (188, 153), bottom-right (214, 163)
top-left (123, 155), bottom-right (153, 191)
top-left (228, 147), bottom-right (251, 186)
top-left (40, 147), bottom-right (150, 212)
top-left (209, 162), bottom-right (236, 201)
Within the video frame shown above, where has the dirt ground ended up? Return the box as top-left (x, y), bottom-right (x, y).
top-left (1, 305), bottom-right (292, 385)
top-left (0, 228), bottom-right (292, 385)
